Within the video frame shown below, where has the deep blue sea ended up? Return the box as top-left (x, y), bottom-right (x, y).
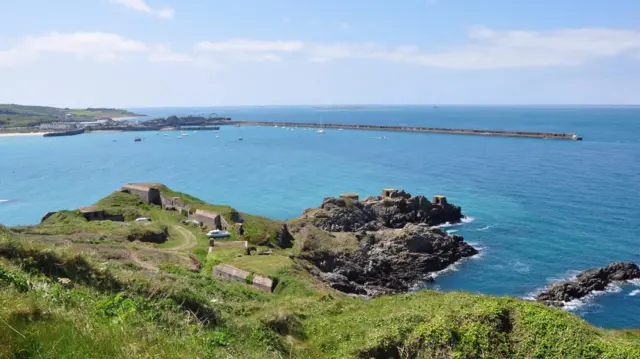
top-left (1, 105), bottom-right (639, 328)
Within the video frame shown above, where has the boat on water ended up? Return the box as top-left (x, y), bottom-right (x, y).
top-left (134, 138), bottom-right (142, 142)
top-left (317, 128), bottom-right (326, 134)
top-left (207, 230), bottom-right (231, 239)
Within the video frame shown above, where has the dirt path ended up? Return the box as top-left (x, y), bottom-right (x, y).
top-left (168, 225), bottom-right (198, 251)
top-left (129, 252), bottom-right (159, 272)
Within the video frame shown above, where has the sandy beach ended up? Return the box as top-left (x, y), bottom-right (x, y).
top-left (0, 132), bottom-right (46, 137)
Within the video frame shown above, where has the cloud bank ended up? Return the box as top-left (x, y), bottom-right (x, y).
top-left (2, 27), bottom-right (640, 69)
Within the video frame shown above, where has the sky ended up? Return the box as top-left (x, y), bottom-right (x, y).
top-left (1, 0), bottom-right (640, 107)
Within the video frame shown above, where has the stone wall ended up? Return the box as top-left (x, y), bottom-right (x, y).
top-left (212, 264), bottom-right (275, 293)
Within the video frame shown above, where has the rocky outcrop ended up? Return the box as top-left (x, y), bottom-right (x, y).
top-left (297, 224), bottom-right (478, 296)
top-left (302, 191), bottom-right (463, 232)
top-left (536, 262), bottom-right (640, 306)
top-left (275, 224), bottom-right (294, 249)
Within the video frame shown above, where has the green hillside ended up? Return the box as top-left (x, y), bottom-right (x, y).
top-left (1, 186), bottom-right (639, 358)
top-left (0, 104), bottom-right (142, 127)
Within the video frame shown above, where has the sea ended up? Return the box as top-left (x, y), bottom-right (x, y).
top-left (1, 105), bottom-right (639, 328)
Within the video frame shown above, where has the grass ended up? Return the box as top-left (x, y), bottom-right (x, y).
top-left (155, 185), bottom-right (283, 245)
top-left (2, 187), bottom-right (640, 358)
top-left (0, 104), bottom-right (140, 128)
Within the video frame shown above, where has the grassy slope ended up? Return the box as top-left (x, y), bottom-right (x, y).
top-left (1, 188), bottom-right (640, 358)
top-left (0, 104), bottom-right (141, 127)
top-left (156, 185), bottom-right (283, 245)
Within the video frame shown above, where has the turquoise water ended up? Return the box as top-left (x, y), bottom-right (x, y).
top-left (1, 105), bottom-right (640, 328)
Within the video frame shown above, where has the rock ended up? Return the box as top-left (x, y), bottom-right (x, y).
top-left (275, 224), bottom-right (294, 249)
top-left (536, 262), bottom-right (640, 306)
top-left (302, 191), bottom-right (463, 232)
top-left (297, 224), bottom-right (478, 296)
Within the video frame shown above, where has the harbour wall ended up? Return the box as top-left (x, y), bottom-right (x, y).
top-left (230, 121), bottom-right (583, 140)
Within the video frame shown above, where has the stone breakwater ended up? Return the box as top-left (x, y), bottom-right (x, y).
top-left (232, 121), bottom-right (583, 140)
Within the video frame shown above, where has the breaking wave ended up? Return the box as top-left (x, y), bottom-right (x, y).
top-left (476, 224), bottom-right (496, 231)
top-left (431, 216), bottom-right (476, 229)
top-left (563, 283), bottom-right (622, 311)
top-left (629, 289), bottom-right (640, 297)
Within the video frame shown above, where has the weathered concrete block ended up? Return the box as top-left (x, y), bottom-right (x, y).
top-left (340, 193), bottom-right (360, 201)
top-left (251, 274), bottom-right (275, 293)
top-left (211, 264), bottom-right (275, 293)
top-left (212, 264), bottom-right (250, 283)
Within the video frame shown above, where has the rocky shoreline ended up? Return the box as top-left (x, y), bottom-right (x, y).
top-left (289, 189), bottom-right (478, 296)
top-left (535, 262), bottom-right (640, 306)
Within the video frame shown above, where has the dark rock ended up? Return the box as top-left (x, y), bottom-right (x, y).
top-left (536, 261), bottom-right (640, 306)
top-left (298, 224), bottom-right (478, 296)
top-left (275, 224), bottom-right (294, 249)
top-left (303, 191), bottom-right (463, 232)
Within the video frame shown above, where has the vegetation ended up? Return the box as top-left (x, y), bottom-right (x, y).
top-left (156, 185), bottom-right (283, 245)
top-left (0, 104), bottom-right (141, 127)
top-left (0, 187), bottom-right (639, 358)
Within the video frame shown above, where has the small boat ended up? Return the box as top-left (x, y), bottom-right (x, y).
top-left (238, 138), bottom-right (243, 141)
top-left (207, 230), bottom-right (231, 239)
top-left (134, 138), bottom-right (142, 142)
top-left (317, 128), bottom-right (326, 134)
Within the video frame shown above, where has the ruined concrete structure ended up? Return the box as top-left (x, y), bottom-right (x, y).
top-left (432, 195), bottom-right (448, 206)
top-left (79, 206), bottom-right (105, 221)
top-left (159, 193), bottom-right (191, 213)
top-left (212, 264), bottom-right (275, 293)
top-left (121, 183), bottom-right (161, 205)
top-left (121, 183), bottom-right (192, 214)
top-left (78, 206), bottom-right (124, 222)
top-left (381, 188), bottom-right (397, 198)
top-left (340, 193), bottom-right (360, 201)
top-left (189, 209), bottom-right (229, 230)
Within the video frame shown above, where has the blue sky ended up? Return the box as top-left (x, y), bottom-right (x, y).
top-left (1, 0), bottom-right (639, 107)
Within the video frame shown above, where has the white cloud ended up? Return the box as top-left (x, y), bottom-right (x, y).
top-left (0, 32), bottom-right (193, 67)
top-left (304, 27), bottom-right (640, 69)
top-left (148, 51), bottom-right (218, 69)
top-left (20, 32), bottom-right (159, 60)
top-left (110, 0), bottom-right (174, 19)
top-left (195, 39), bottom-right (304, 52)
